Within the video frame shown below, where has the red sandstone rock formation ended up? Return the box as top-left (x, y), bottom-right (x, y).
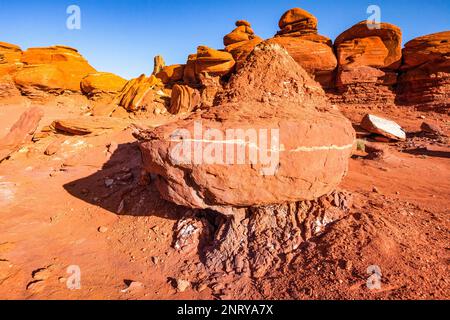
top-left (269, 8), bottom-right (337, 88)
top-left (81, 72), bottom-right (127, 98)
top-left (224, 21), bottom-right (263, 70)
top-left (156, 64), bottom-right (185, 85)
top-left (114, 74), bottom-right (164, 111)
top-left (14, 46), bottom-right (96, 96)
top-left (183, 46), bottom-right (235, 86)
top-left (0, 107), bottom-right (43, 162)
top-left (397, 31), bottom-right (450, 112)
top-left (168, 84), bottom-right (200, 115)
top-left (333, 21), bottom-right (402, 104)
top-left (0, 42), bottom-right (26, 104)
top-left (137, 43), bottom-right (355, 214)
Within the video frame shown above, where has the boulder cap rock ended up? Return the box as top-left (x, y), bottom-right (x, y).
top-left (138, 43), bottom-right (355, 213)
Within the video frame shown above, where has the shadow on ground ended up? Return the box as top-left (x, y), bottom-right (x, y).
top-left (63, 141), bottom-right (186, 220)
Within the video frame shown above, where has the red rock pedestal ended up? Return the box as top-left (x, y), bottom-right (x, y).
top-left (137, 43), bottom-right (355, 215)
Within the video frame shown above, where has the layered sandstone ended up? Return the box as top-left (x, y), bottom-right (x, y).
top-left (183, 46), bottom-right (235, 86)
top-left (270, 8), bottom-right (337, 88)
top-left (224, 21), bottom-right (263, 69)
top-left (156, 64), bottom-right (185, 84)
top-left (168, 84), bottom-right (200, 115)
top-left (137, 43), bottom-right (355, 214)
top-left (0, 42), bottom-right (23, 76)
top-left (81, 72), bottom-right (127, 98)
top-left (14, 46), bottom-right (96, 94)
top-left (397, 31), bottom-right (450, 112)
top-left (333, 21), bottom-right (402, 103)
top-left (0, 42), bottom-right (24, 104)
top-left (114, 74), bottom-right (164, 111)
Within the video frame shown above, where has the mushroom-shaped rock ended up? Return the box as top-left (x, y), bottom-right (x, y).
top-left (277, 8), bottom-right (318, 36)
top-left (137, 43), bottom-right (355, 214)
top-left (183, 47), bottom-right (235, 85)
top-left (223, 20), bottom-right (263, 69)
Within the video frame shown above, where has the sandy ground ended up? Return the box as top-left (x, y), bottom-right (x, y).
top-left (0, 102), bottom-right (449, 300)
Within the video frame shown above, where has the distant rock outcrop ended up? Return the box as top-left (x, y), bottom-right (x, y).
top-left (333, 21), bottom-right (402, 104)
top-left (14, 46), bottom-right (96, 95)
top-left (397, 31), bottom-right (450, 112)
top-left (269, 8), bottom-right (337, 88)
top-left (224, 21), bottom-right (263, 69)
top-left (0, 42), bottom-right (23, 76)
top-left (0, 42), bottom-right (25, 104)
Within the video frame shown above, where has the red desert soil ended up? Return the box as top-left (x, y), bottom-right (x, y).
top-left (0, 102), bottom-right (449, 300)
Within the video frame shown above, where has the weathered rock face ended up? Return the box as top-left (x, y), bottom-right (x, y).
top-left (14, 46), bottom-right (96, 93)
top-left (333, 21), bottom-right (402, 103)
top-left (183, 46), bottom-right (235, 86)
top-left (224, 21), bottom-right (263, 69)
top-left (397, 31), bottom-right (450, 112)
top-left (0, 107), bottom-right (43, 162)
top-left (156, 64), bottom-right (185, 84)
top-left (203, 191), bottom-right (352, 277)
top-left (138, 43), bottom-right (355, 214)
top-left (168, 84), bottom-right (200, 115)
top-left (152, 55), bottom-right (166, 75)
top-left (267, 37), bottom-right (337, 88)
top-left (269, 8), bottom-right (337, 88)
top-left (0, 42), bottom-right (25, 104)
top-left (114, 74), bottom-right (163, 111)
top-left (0, 42), bottom-right (23, 76)
top-left (81, 72), bottom-right (127, 97)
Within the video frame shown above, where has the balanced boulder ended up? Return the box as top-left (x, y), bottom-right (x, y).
top-left (224, 21), bottom-right (263, 69)
top-left (397, 31), bottom-right (450, 112)
top-left (137, 43), bottom-right (355, 214)
top-left (277, 7), bottom-right (318, 37)
top-left (183, 46), bottom-right (235, 85)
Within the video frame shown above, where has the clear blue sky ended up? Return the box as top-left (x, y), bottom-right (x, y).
top-left (0, 0), bottom-right (448, 79)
